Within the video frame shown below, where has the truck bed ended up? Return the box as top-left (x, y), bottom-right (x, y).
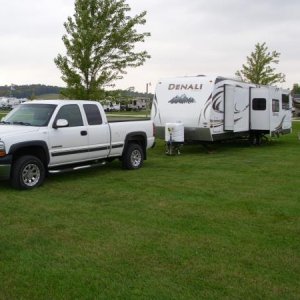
top-left (107, 116), bottom-right (150, 122)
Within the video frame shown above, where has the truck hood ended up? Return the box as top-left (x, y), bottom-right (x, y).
top-left (0, 125), bottom-right (40, 138)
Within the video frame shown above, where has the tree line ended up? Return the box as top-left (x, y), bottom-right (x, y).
top-left (0, 84), bottom-right (152, 100)
top-left (0, 85), bottom-right (62, 99)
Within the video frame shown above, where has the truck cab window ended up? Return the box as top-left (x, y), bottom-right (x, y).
top-left (55, 104), bottom-right (83, 127)
top-left (83, 104), bottom-right (102, 125)
top-left (252, 98), bottom-right (266, 110)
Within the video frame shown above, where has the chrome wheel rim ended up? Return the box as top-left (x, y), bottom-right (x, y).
top-left (22, 163), bottom-right (41, 187)
top-left (131, 150), bottom-right (142, 167)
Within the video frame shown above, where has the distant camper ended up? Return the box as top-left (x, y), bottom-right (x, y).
top-left (293, 94), bottom-right (300, 117)
top-left (102, 101), bottom-right (120, 112)
top-left (0, 97), bottom-right (28, 110)
top-left (127, 98), bottom-right (148, 111)
top-left (151, 75), bottom-right (292, 144)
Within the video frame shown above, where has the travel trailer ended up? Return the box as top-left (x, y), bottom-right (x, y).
top-left (102, 101), bottom-right (120, 112)
top-left (151, 75), bottom-right (292, 144)
top-left (127, 98), bottom-right (148, 111)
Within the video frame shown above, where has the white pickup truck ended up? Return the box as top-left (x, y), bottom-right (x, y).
top-left (0, 100), bottom-right (155, 189)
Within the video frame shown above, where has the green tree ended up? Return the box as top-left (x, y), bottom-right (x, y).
top-left (55, 0), bottom-right (150, 100)
top-left (236, 42), bottom-right (285, 85)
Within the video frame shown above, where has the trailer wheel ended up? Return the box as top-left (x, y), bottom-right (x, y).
top-left (11, 155), bottom-right (46, 190)
top-left (122, 143), bottom-right (144, 170)
top-left (250, 133), bottom-right (263, 146)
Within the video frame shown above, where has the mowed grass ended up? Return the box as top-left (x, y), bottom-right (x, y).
top-left (0, 110), bottom-right (8, 118)
top-left (0, 123), bottom-right (299, 299)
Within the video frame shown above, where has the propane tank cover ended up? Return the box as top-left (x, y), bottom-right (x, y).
top-left (165, 122), bottom-right (184, 142)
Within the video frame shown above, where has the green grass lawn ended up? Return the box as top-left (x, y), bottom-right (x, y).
top-left (0, 123), bottom-right (299, 299)
top-left (0, 110), bottom-right (9, 118)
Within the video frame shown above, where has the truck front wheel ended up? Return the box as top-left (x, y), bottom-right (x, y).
top-left (11, 155), bottom-right (46, 190)
top-left (122, 143), bottom-right (144, 170)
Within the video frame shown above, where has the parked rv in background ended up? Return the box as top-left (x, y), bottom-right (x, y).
top-left (127, 98), bottom-right (148, 111)
top-left (0, 97), bottom-right (28, 110)
top-left (102, 101), bottom-right (121, 112)
top-left (151, 75), bottom-right (292, 145)
top-left (101, 97), bottom-right (150, 112)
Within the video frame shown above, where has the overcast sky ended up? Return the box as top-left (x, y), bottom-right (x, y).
top-left (0, 0), bottom-right (299, 93)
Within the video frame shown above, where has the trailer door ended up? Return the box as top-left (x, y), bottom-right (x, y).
top-left (224, 85), bottom-right (234, 131)
top-left (250, 87), bottom-right (270, 131)
top-left (224, 85), bottom-right (249, 132)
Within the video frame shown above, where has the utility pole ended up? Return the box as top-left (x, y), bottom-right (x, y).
top-left (10, 84), bottom-right (15, 98)
top-left (146, 82), bottom-right (151, 94)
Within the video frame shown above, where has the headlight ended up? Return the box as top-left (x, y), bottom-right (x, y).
top-left (0, 141), bottom-right (6, 157)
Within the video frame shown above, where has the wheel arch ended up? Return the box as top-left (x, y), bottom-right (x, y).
top-left (123, 132), bottom-right (147, 160)
top-left (9, 141), bottom-right (50, 166)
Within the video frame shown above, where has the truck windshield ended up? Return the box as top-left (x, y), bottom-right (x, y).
top-left (3, 104), bottom-right (57, 126)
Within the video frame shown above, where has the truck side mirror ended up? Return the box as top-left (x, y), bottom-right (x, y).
top-left (53, 119), bottom-right (69, 129)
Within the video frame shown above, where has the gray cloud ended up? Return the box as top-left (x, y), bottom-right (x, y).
top-left (0, 0), bottom-right (298, 92)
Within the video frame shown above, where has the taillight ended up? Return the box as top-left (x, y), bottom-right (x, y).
top-left (0, 142), bottom-right (6, 157)
top-left (153, 123), bottom-right (156, 137)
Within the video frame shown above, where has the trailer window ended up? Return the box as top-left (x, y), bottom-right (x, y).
top-left (282, 94), bottom-right (289, 110)
top-left (83, 104), bottom-right (102, 125)
top-left (272, 99), bottom-right (279, 112)
top-left (252, 98), bottom-right (266, 110)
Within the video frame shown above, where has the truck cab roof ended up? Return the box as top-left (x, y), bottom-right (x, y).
top-left (26, 99), bottom-right (99, 105)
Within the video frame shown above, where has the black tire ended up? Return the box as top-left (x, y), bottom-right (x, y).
top-left (11, 155), bottom-right (46, 190)
top-left (249, 133), bottom-right (262, 146)
top-left (122, 143), bottom-right (144, 170)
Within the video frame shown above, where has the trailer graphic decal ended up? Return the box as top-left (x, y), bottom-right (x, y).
top-left (168, 94), bottom-right (196, 104)
top-left (201, 87), bottom-right (249, 129)
top-left (212, 90), bottom-right (224, 113)
top-left (274, 115), bottom-right (286, 133)
top-left (234, 103), bottom-right (249, 113)
top-left (209, 119), bottom-right (224, 128)
top-left (152, 95), bottom-right (162, 124)
top-left (234, 117), bottom-right (243, 124)
top-left (199, 94), bottom-right (212, 125)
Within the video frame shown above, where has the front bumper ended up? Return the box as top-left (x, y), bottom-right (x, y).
top-left (0, 155), bottom-right (12, 180)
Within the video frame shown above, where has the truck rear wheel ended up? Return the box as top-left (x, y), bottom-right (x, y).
top-left (122, 143), bottom-right (144, 170)
top-left (11, 155), bottom-right (45, 190)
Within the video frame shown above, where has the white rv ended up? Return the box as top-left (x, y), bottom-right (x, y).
top-left (151, 75), bottom-right (292, 144)
top-left (0, 97), bottom-right (28, 109)
top-left (102, 101), bottom-right (120, 112)
top-left (127, 98), bottom-right (148, 111)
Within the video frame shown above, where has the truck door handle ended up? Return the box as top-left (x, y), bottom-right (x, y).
top-left (81, 131), bottom-right (88, 136)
